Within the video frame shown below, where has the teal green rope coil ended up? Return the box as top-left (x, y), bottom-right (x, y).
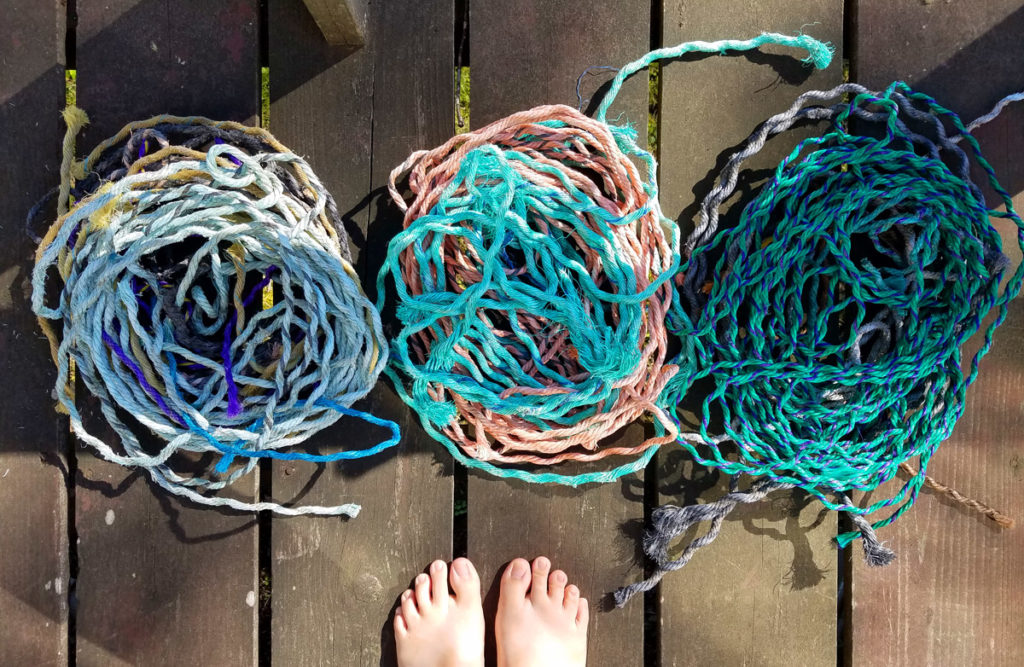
top-left (32, 112), bottom-right (398, 517)
top-left (615, 83), bottom-right (1023, 605)
top-left (379, 33), bottom-right (833, 485)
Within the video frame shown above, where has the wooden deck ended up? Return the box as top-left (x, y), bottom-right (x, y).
top-left (2, 1), bottom-right (1022, 665)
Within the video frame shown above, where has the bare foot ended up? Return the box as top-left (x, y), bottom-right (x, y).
top-left (495, 557), bottom-right (589, 667)
top-left (394, 558), bottom-right (485, 667)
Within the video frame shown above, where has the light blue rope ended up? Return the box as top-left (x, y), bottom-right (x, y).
top-left (34, 119), bottom-right (397, 517)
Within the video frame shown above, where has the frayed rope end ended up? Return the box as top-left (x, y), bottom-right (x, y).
top-left (836, 505), bottom-right (898, 567)
top-left (862, 539), bottom-right (897, 567)
top-left (992, 514), bottom-right (1016, 529)
top-left (800, 38), bottom-right (835, 70)
top-left (613, 587), bottom-right (635, 609)
top-left (58, 106), bottom-right (90, 215)
top-left (62, 105), bottom-right (90, 133)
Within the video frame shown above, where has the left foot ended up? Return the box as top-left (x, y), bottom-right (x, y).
top-left (394, 558), bottom-right (486, 667)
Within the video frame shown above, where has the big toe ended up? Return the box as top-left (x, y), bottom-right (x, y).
top-left (450, 557), bottom-right (481, 605)
top-left (501, 558), bottom-right (532, 602)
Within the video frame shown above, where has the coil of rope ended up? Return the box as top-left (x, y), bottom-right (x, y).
top-left (615, 82), bottom-right (1023, 605)
top-left (31, 109), bottom-right (399, 517)
top-left (378, 33), bottom-right (834, 485)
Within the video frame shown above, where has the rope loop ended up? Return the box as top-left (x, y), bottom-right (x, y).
top-left (613, 84), bottom-right (1023, 604)
top-left (33, 112), bottom-right (398, 517)
top-left (380, 33), bottom-right (833, 484)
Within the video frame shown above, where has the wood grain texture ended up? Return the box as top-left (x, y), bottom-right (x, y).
top-left (468, 1), bottom-right (651, 664)
top-left (0, 2), bottom-right (69, 665)
top-left (851, 3), bottom-right (1024, 665)
top-left (74, 2), bottom-right (261, 665)
top-left (268, 0), bottom-right (454, 664)
top-left (656, 2), bottom-right (843, 665)
top-left (300, 0), bottom-right (366, 46)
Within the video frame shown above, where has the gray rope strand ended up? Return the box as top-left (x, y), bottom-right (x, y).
top-left (614, 477), bottom-right (792, 607)
top-left (839, 493), bottom-right (897, 567)
top-left (614, 483), bottom-right (899, 606)
top-left (960, 91), bottom-right (1024, 137)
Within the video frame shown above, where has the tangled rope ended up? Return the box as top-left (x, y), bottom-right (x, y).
top-left (615, 83), bottom-right (1023, 605)
top-left (379, 34), bottom-right (833, 484)
top-left (32, 110), bottom-right (398, 517)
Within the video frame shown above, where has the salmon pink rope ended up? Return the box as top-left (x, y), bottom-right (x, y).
top-left (378, 34), bottom-right (834, 484)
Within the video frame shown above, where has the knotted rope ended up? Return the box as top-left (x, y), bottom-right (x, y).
top-left (379, 33), bottom-right (833, 484)
top-left (32, 110), bottom-right (398, 517)
top-left (615, 83), bottom-right (1023, 605)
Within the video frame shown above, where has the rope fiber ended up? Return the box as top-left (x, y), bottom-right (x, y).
top-left (32, 111), bottom-right (398, 517)
top-left (616, 83), bottom-right (1023, 605)
top-left (379, 33), bottom-right (833, 485)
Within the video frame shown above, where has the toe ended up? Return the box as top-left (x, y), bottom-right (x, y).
top-left (413, 572), bottom-right (432, 610)
top-left (576, 597), bottom-right (590, 628)
top-left (500, 558), bottom-right (532, 603)
top-left (564, 584), bottom-right (581, 612)
top-left (393, 609), bottom-right (408, 637)
top-left (401, 589), bottom-right (419, 623)
top-left (548, 569), bottom-right (567, 602)
top-left (429, 560), bottom-right (449, 610)
top-left (450, 557), bottom-right (481, 606)
top-left (530, 556), bottom-right (551, 602)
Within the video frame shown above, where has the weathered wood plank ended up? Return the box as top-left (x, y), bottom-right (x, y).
top-left (468, 1), bottom-right (651, 664)
top-left (0, 2), bottom-right (69, 665)
top-left (74, 2), bottom-right (261, 665)
top-left (268, 0), bottom-right (454, 664)
top-left (656, 2), bottom-right (843, 665)
top-left (301, 0), bottom-right (366, 47)
top-left (851, 3), bottom-right (1024, 665)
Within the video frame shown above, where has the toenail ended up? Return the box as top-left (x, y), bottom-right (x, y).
top-left (431, 560), bottom-right (444, 573)
top-left (416, 573), bottom-right (428, 585)
top-left (534, 557), bottom-right (550, 571)
top-left (553, 571), bottom-right (566, 584)
top-left (454, 559), bottom-right (469, 577)
top-left (402, 590), bottom-right (412, 600)
top-left (511, 560), bottom-right (529, 579)
top-left (567, 585), bottom-right (579, 597)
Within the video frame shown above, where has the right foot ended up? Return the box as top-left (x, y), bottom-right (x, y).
top-left (394, 558), bottom-right (485, 667)
top-left (495, 557), bottom-right (589, 667)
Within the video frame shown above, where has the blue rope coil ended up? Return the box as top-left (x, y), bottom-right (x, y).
top-left (32, 111), bottom-right (398, 517)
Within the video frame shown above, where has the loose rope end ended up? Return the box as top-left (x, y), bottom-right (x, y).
top-left (213, 453), bottom-right (236, 475)
top-left (899, 462), bottom-right (1017, 530)
top-left (613, 571), bottom-right (664, 608)
top-left (802, 38), bottom-right (835, 70)
top-left (862, 539), bottom-right (897, 567)
top-left (797, 35), bottom-right (834, 70)
top-left (992, 515), bottom-right (1016, 529)
top-left (62, 105), bottom-right (90, 134)
top-left (753, 32), bottom-right (834, 70)
top-left (840, 507), bottom-right (898, 567)
top-left (58, 105), bottom-right (90, 215)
